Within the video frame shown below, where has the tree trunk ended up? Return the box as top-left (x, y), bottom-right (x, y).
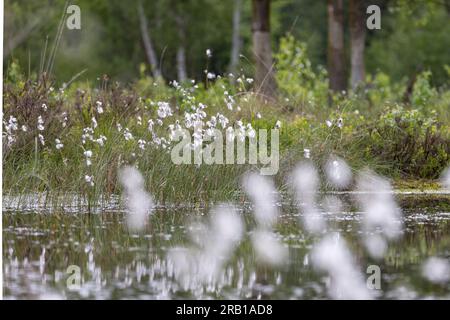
top-left (4, 18), bottom-right (40, 58)
top-left (176, 46), bottom-right (187, 82)
top-left (137, 1), bottom-right (162, 79)
top-left (174, 5), bottom-right (188, 83)
top-left (229, 0), bottom-right (242, 75)
top-left (349, 0), bottom-right (366, 90)
top-left (252, 0), bottom-right (277, 99)
top-left (327, 0), bottom-right (346, 93)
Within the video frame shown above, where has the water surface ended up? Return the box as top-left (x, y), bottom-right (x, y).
top-left (3, 193), bottom-right (450, 299)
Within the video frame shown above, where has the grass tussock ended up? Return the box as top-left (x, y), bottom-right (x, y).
top-left (3, 38), bottom-right (449, 210)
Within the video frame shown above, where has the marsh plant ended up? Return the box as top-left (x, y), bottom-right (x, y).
top-left (112, 156), bottom-right (448, 299)
top-left (171, 126), bottom-right (280, 175)
top-left (3, 33), bottom-right (450, 210)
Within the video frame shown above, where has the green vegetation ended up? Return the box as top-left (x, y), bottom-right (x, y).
top-left (3, 1), bottom-right (450, 209)
top-left (5, 0), bottom-right (450, 86)
top-left (3, 35), bottom-right (449, 209)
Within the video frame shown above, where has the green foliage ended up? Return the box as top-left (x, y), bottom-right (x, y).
top-left (5, 0), bottom-right (450, 88)
top-left (3, 14), bottom-right (450, 208)
top-left (367, 2), bottom-right (450, 86)
top-left (365, 71), bottom-right (404, 107)
top-left (411, 71), bottom-right (438, 108)
top-left (367, 106), bottom-right (449, 178)
top-left (275, 34), bottom-right (328, 109)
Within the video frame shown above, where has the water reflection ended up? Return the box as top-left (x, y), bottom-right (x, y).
top-left (3, 194), bottom-right (450, 299)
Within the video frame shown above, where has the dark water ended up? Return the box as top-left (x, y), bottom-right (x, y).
top-left (3, 193), bottom-right (450, 299)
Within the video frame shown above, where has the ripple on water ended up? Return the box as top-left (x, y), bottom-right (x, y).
top-left (2, 194), bottom-right (450, 299)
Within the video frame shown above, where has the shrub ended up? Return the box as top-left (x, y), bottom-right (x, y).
top-left (275, 34), bottom-right (328, 110)
top-left (412, 71), bottom-right (438, 108)
top-left (367, 106), bottom-right (449, 178)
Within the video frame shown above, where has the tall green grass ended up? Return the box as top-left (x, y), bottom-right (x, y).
top-left (3, 45), bottom-right (449, 210)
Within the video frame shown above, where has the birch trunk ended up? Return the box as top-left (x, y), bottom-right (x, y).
top-left (252, 0), bottom-right (277, 99)
top-left (327, 0), bottom-right (346, 92)
top-left (137, 1), bottom-right (162, 79)
top-left (229, 0), bottom-right (242, 75)
top-left (176, 46), bottom-right (187, 82)
top-left (349, 0), bottom-right (366, 90)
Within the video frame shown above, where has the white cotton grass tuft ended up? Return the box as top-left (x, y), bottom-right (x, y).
top-left (324, 156), bottom-right (352, 189)
top-left (251, 230), bottom-right (288, 267)
top-left (242, 172), bottom-right (279, 228)
top-left (37, 115), bottom-right (45, 131)
top-left (363, 234), bottom-right (387, 260)
top-left (210, 204), bottom-right (244, 246)
top-left (84, 175), bottom-right (94, 187)
top-left (311, 234), bottom-right (372, 300)
top-left (38, 134), bottom-right (45, 146)
top-left (55, 139), bottom-right (63, 150)
top-left (363, 201), bottom-right (402, 240)
top-left (118, 166), bottom-right (153, 232)
top-left (291, 162), bottom-right (326, 234)
top-left (168, 203), bottom-right (243, 286)
top-left (440, 167), bottom-right (450, 190)
top-left (421, 257), bottom-right (450, 284)
top-left (242, 173), bottom-right (288, 267)
top-left (355, 170), bottom-right (403, 259)
top-left (303, 148), bottom-right (311, 159)
top-left (356, 170), bottom-right (403, 241)
top-left (83, 150), bottom-right (92, 158)
top-left (84, 150), bottom-right (93, 166)
top-left (292, 162), bottom-right (319, 200)
top-left (96, 101), bottom-right (104, 114)
top-left (167, 247), bottom-right (199, 288)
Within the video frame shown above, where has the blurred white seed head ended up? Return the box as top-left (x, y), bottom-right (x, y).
top-left (422, 257), bottom-right (450, 284)
top-left (167, 247), bottom-right (198, 286)
top-left (119, 166), bottom-right (153, 232)
top-left (325, 156), bottom-right (352, 189)
top-left (356, 170), bottom-right (402, 240)
top-left (91, 117), bottom-right (98, 129)
top-left (291, 162), bottom-right (326, 234)
top-left (84, 175), bottom-right (94, 187)
top-left (210, 204), bottom-right (243, 246)
top-left (440, 167), bottom-right (450, 190)
top-left (292, 162), bottom-right (319, 198)
top-left (303, 148), bottom-right (311, 159)
top-left (251, 230), bottom-right (288, 267)
top-left (169, 203), bottom-right (243, 286)
top-left (119, 166), bottom-right (145, 192)
top-left (96, 101), bottom-right (104, 114)
top-left (363, 201), bottom-right (402, 240)
top-left (311, 234), bottom-right (372, 300)
top-left (364, 234), bottom-right (387, 260)
top-left (55, 139), bottom-right (63, 150)
top-left (242, 173), bottom-right (279, 228)
top-left (355, 170), bottom-right (393, 202)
